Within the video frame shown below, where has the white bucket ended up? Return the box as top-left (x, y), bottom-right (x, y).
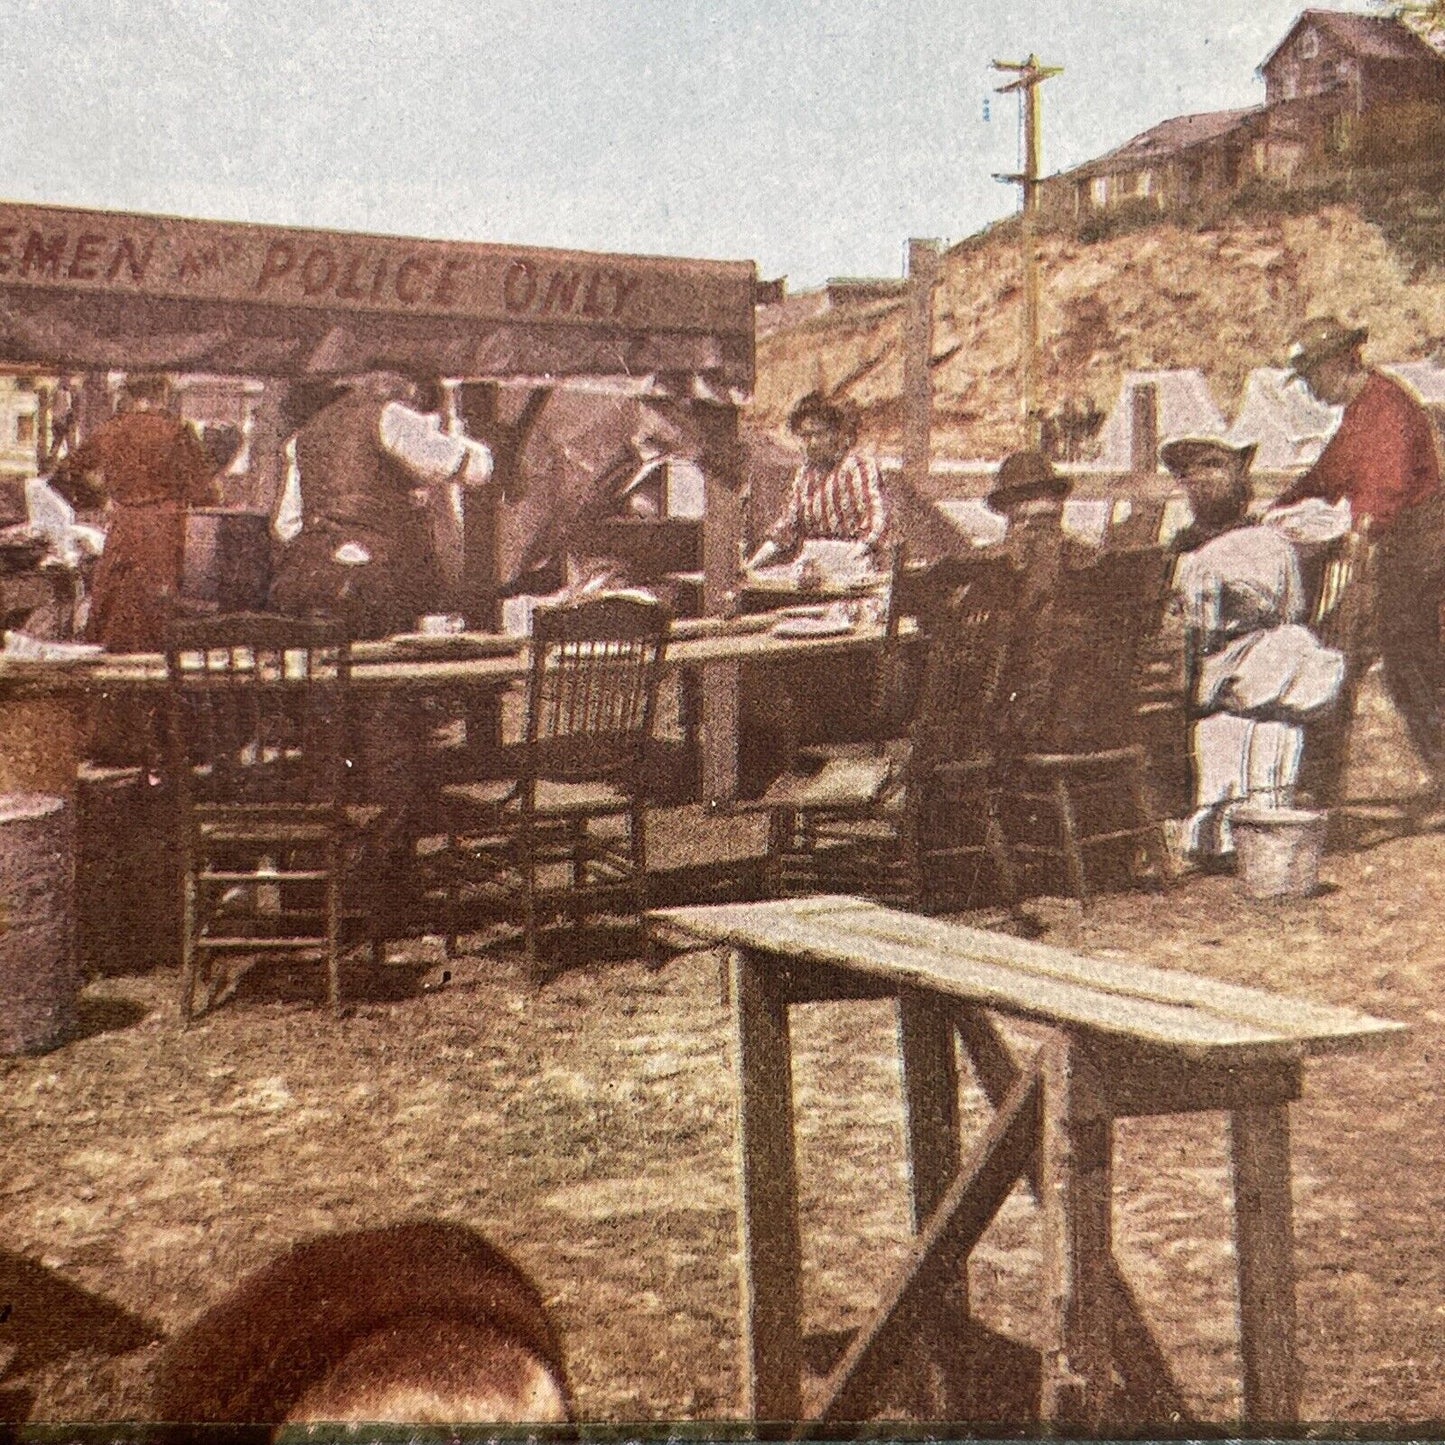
top-left (1232, 804), bottom-right (1326, 901)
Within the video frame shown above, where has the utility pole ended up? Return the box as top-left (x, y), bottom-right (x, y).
top-left (993, 53), bottom-right (1062, 449)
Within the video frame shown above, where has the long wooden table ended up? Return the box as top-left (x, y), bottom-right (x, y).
top-left (650, 895), bottom-right (1403, 1431)
top-left (0, 614), bottom-right (903, 802)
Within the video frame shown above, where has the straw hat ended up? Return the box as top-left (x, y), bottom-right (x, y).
top-left (1159, 434), bottom-right (1257, 476)
top-left (1286, 316), bottom-right (1368, 377)
top-left (988, 450), bottom-right (1071, 510)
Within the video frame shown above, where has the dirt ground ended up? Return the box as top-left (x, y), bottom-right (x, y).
top-left (3, 666), bottom-right (1445, 1433)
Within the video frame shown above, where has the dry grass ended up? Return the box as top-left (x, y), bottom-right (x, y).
top-left (1, 667), bottom-right (1444, 1430)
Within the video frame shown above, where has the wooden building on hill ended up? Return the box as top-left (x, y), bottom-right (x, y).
top-left (1039, 9), bottom-right (1445, 225)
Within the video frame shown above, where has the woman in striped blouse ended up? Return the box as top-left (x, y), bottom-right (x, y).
top-left (747, 392), bottom-right (889, 568)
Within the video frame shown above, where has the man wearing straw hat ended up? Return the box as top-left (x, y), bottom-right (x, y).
top-left (1163, 433), bottom-right (1344, 861)
top-left (1272, 317), bottom-right (1445, 799)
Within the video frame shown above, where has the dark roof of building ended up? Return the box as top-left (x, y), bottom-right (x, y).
top-left (1259, 10), bottom-right (1445, 73)
top-left (1060, 107), bottom-right (1261, 181)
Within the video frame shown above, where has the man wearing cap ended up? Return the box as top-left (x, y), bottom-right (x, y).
top-left (1163, 433), bottom-right (1344, 859)
top-left (1273, 316), bottom-right (1445, 792)
top-left (746, 392), bottom-right (889, 569)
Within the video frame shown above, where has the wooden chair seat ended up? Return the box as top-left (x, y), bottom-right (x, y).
top-left (433, 594), bottom-right (670, 971)
top-left (763, 558), bottom-right (1022, 911)
top-left (441, 777), bottom-right (632, 818)
top-left (759, 752), bottom-right (897, 812)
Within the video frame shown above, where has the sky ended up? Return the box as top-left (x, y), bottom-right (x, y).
top-left (0, 0), bottom-right (1379, 288)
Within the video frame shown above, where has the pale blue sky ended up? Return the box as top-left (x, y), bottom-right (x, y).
top-left (0, 0), bottom-right (1371, 286)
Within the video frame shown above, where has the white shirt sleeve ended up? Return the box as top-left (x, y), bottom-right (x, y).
top-left (273, 437), bottom-right (303, 543)
top-left (378, 401), bottom-right (494, 489)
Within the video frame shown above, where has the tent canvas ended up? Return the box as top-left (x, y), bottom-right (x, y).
top-left (1092, 369), bottom-right (1227, 471)
top-left (1228, 366), bottom-right (1341, 470)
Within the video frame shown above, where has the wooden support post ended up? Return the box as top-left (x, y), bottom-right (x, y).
top-left (732, 946), bottom-right (803, 1427)
top-left (1040, 1036), bottom-right (1114, 1430)
top-left (901, 240), bottom-right (940, 503)
top-left (897, 987), bottom-right (966, 1419)
top-left (1230, 1105), bottom-right (1300, 1425)
top-left (898, 988), bottom-right (961, 1229)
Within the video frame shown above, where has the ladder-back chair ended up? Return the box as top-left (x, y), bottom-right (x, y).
top-left (438, 593), bottom-right (670, 972)
top-left (760, 557), bottom-right (1022, 911)
top-left (999, 548), bottom-right (1174, 905)
top-left (164, 613), bottom-right (385, 1019)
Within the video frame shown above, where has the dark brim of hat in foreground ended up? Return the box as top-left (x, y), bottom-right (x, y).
top-left (988, 474), bottom-right (1073, 510)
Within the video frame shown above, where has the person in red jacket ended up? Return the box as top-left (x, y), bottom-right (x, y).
top-left (1273, 316), bottom-right (1445, 796)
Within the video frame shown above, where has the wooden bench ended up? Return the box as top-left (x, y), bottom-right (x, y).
top-left (649, 895), bottom-right (1403, 1432)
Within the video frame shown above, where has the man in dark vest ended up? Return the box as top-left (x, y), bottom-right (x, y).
top-left (269, 370), bottom-right (495, 640)
top-left (268, 371), bottom-right (497, 924)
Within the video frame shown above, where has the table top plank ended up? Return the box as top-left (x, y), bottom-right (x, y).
top-left (650, 896), bottom-right (1403, 1061)
top-left (65, 617), bottom-right (899, 692)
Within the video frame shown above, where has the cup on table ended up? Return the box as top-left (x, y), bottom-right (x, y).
top-left (418, 613), bottom-right (465, 636)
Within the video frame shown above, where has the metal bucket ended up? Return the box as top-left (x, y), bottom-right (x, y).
top-left (181, 509), bottom-right (272, 612)
top-left (1232, 804), bottom-right (1326, 901)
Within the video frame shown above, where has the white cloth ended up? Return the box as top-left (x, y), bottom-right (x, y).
top-left (378, 402), bottom-right (493, 488)
top-left (1196, 624), bottom-right (1345, 719)
top-left (1262, 496), bottom-right (1352, 547)
top-left (1175, 523), bottom-right (1343, 857)
top-left (273, 437), bottom-right (303, 543)
top-left (1175, 524), bottom-right (1306, 646)
top-left (1184, 715), bottom-right (1305, 855)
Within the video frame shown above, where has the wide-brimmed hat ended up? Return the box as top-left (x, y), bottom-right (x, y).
top-left (988, 450), bottom-right (1071, 510)
top-left (1287, 316), bottom-right (1368, 376)
top-left (1160, 434), bottom-right (1258, 477)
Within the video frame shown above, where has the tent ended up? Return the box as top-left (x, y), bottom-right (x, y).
top-left (1092, 370), bottom-right (1227, 471)
top-left (0, 199), bottom-right (758, 610)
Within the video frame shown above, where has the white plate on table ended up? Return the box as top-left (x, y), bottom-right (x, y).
top-left (771, 613), bottom-right (855, 639)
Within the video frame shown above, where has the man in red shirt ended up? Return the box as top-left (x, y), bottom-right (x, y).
top-left (1274, 316), bottom-right (1445, 794)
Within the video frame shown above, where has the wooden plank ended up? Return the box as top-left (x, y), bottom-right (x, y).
top-left (954, 1005), bottom-right (1039, 1196)
top-left (801, 1065), bottom-right (1043, 1433)
top-left (1230, 1106), bottom-right (1300, 1425)
top-left (807, 899), bottom-right (1402, 1052)
top-left (1094, 1039), bottom-right (1302, 1118)
top-left (1039, 1038), bottom-right (1114, 1431)
top-left (654, 901), bottom-right (1296, 1055)
top-left (1107, 1257), bottom-right (1192, 1425)
top-left (731, 946), bottom-right (804, 1426)
top-left (652, 898), bottom-right (1404, 1056)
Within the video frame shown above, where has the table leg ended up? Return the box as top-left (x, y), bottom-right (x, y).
top-left (732, 945), bottom-right (803, 1426)
top-left (700, 659), bottom-right (740, 804)
top-left (897, 989), bottom-right (967, 1417)
top-left (1040, 1037), bottom-right (1114, 1429)
top-left (1230, 1105), bottom-right (1299, 1424)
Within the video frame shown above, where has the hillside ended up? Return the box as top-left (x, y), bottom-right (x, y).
top-left (752, 204), bottom-right (1445, 459)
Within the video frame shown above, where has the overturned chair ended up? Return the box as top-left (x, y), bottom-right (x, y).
top-left (164, 614), bottom-right (388, 1019)
top-left (436, 593), bottom-right (670, 973)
